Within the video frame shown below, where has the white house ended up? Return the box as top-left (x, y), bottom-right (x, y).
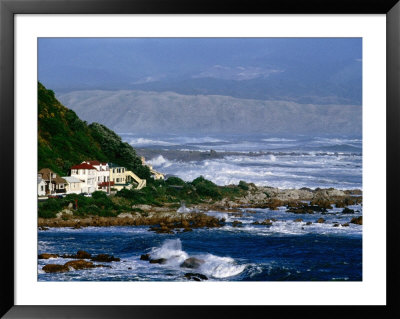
top-left (63, 176), bottom-right (84, 194)
top-left (82, 161), bottom-right (110, 186)
top-left (37, 176), bottom-right (47, 196)
top-left (38, 168), bottom-right (67, 195)
top-left (70, 163), bottom-right (98, 193)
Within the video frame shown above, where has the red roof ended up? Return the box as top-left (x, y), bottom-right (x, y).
top-left (71, 163), bottom-right (97, 170)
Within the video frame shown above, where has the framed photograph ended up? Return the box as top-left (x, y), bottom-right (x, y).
top-left (1, 0), bottom-right (399, 318)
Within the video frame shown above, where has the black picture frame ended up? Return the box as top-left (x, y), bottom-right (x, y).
top-left (1, 0), bottom-right (399, 318)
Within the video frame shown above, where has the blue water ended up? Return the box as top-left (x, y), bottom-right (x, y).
top-left (38, 205), bottom-right (362, 281)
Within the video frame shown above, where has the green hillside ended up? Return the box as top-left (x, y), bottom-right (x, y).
top-left (38, 82), bottom-right (151, 179)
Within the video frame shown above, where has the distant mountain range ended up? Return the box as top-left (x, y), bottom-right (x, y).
top-left (39, 38), bottom-right (362, 105)
top-left (58, 90), bottom-right (362, 136)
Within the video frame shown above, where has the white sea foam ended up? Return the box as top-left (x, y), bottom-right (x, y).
top-left (129, 137), bottom-right (176, 147)
top-left (148, 155), bottom-right (169, 166)
top-left (197, 254), bottom-right (246, 278)
top-left (150, 239), bottom-right (189, 265)
top-left (148, 239), bottom-right (246, 279)
top-left (262, 138), bottom-right (297, 142)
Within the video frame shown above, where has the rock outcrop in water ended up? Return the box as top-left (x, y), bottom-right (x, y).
top-left (42, 259), bottom-right (110, 273)
top-left (180, 257), bottom-right (205, 269)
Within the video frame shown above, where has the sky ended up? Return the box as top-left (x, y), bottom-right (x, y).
top-left (38, 38), bottom-right (362, 105)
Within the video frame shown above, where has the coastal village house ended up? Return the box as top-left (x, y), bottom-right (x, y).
top-left (37, 176), bottom-right (47, 196)
top-left (109, 163), bottom-right (146, 191)
top-left (70, 163), bottom-right (98, 193)
top-left (38, 168), bottom-right (67, 195)
top-left (83, 161), bottom-right (110, 184)
top-left (62, 176), bottom-right (84, 194)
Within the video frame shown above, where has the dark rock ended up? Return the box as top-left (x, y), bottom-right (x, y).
top-left (38, 253), bottom-right (59, 259)
top-left (260, 219), bottom-right (273, 226)
top-left (342, 223), bottom-right (350, 227)
top-left (184, 272), bottom-right (208, 281)
top-left (333, 223), bottom-right (340, 227)
top-left (42, 264), bottom-right (69, 273)
top-left (232, 220), bottom-right (242, 227)
top-left (342, 207), bottom-right (355, 214)
top-left (140, 254), bottom-right (151, 261)
top-left (305, 222), bottom-right (312, 225)
top-left (316, 218), bottom-right (325, 224)
top-left (76, 250), bottom-right (91, 259)
top-left (64, 259), bottom-right (96, 270)
top-left (149, 258), bottom-right (167, 264)
top-left (287, 203), bottom-right (315, 214)
top-left (180, 257), bottom-right (205, 269)
top-left (91, 254), bottom-right (120, 262)
top-left (39, 226), bottom-right (49, 231)
top-left (310, 199), bottom-right (333, 211)
top-left (294, 218), bottom-right (303, 222)
top-left (350, 216), bottom-right (362, 225)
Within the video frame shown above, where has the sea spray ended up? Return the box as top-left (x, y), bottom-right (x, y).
top-left (150, 239), bottom-right (188, 266)
top-left (149, 239), bottom-right (246, 279)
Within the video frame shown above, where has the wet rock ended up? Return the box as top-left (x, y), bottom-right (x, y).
top-left (140, 254), bottom-right (151, 261)
top-left (333, 223), bottom-right (340, 227)
top-left (287, 203), bottom-right (314, 214)
top-left (42, 264), bottom-right (69, 273)
top-left (316, 218), bottom-right (325, 224)
top-left (350, 216), bottom-right (362, 225)
top-left (342, 223), bottom-right (350, 227)
top-left (342, 207), bottom-right (355, 214)
top-left (64, 259), bottom-right (96, 270)
top-left (260, 219), bottom-right (273, 226)
top-left (310, 199), bottom-right (333, 211)
top-left (76, 250), bottom-right (91, 259)
top-left (180, 257), bottom-right (205, 269)
top-left (334, 200), bottom-right (346, 208)
top-left (91, 254), bottom-right (120, 262)
top-left (38, 253), bottom-right (59, 259)
top-left (294, 218), bottom-right (303, 222)
top-left (149, 258), bottom-right (167, 264)
top-left (305, 222), bottom-right (312, 225)
top-left (232, 220), bottom-right (243, 227)
top-left (184, 273), bottom-right (208, 281)
top-left (39, 226), bottom-right (49, 231)
top-left (61, 250), bottom-right (92, 259)
top-left (267, 199), bottom-right (283, 210)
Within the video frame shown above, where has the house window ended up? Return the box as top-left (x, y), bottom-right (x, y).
top-left (41, 186), bottom-right (44, 191)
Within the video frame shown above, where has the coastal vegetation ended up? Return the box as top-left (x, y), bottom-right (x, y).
top-left (38, 177), bottom-right (248, 219)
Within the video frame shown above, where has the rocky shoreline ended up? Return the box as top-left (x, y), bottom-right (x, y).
top-left (38, 185), bottom-right (362, 230)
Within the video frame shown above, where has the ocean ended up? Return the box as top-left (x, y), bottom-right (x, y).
top-left (38, 134), bottom-right (362, 281)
